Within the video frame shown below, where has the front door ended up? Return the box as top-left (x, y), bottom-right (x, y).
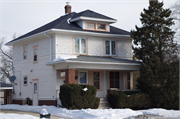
top-left (33, 79), bottom-right (38, 106)
top-left (79, 70), bottom-right (88, 84)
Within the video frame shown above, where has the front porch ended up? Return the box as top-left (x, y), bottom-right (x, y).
top-left (48, 55), bottom-right (141, 98)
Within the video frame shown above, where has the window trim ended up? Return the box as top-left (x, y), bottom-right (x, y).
top-left (23, 44), bottom-right (27, 60)
top-left (104, 40), bottom-right (117, 56)
top-left (92, 71), bottom-right (101, 91)
top-left (85, 22), bottom-right (107, 31)
top-left (78, 70), bottom-right (88, 84)
top-left (33, 45), bottom-right (38, 63)
top-left (59, 70), bottom-right (65, 79)
top-left (73, 37), bottom-right (87, 55)
top-left (108, 71), bottom-right (121, 90)
top-left (126, 72), bottom-right (131, 90)
top-left (23, 75), bottom-right (28, 86)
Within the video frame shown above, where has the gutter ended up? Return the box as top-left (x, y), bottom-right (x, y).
top-left (44, 32), bottom-right (52, 62)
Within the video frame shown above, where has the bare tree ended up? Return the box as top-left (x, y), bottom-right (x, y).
top-left (0, 36), bottom-right (13, 83)
top-left (171, 0), bottom-right (180, 42)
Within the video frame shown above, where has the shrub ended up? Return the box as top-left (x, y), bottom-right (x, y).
top-left (59, 84), bottom-right (100, 109)
top-left (108, 91), bottom-right (153, 110)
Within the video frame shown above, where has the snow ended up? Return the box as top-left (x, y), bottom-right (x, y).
top-left (139, 108), bottom-right (180, 118)
top-left (1, 104), bottom-right (180, 119)
top-left (53, 55), bottom-right (77, 62)
top-left (82, 87), bottom-right (88, 91)
top-left (0, 113), bottom-right (39, 119)
top-left (67, 18), bottom-right (71, 24)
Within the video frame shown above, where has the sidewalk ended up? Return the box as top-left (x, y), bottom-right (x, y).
top-left (0, 109), bottom-right (68, 119)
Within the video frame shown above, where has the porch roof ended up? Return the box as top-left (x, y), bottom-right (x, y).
top-left (47, 56), bottom-right (142, 66)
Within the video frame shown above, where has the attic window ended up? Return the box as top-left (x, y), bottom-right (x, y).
top-left (86, 22), bottom-right (106, 31)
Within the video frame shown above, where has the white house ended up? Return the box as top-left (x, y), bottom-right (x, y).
top-left (6, 3), bottom-right (141, 106)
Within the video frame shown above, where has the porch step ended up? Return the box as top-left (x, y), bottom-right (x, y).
top-left (98, 98), bottom-right (111, 109)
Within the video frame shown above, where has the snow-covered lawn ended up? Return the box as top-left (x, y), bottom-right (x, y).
top-left (0, 113), bottom-right (39, 119)
top-left (0, 104), bottom-right (180, 119)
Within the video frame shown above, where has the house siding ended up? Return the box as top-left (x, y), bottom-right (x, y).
top-left (55, 33), bottom-right (132, 59)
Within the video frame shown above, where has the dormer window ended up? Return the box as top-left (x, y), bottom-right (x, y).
top-left (87, 23), bottom-right (95, 29)
top-left (86, 22), bottom-right (106, 31)
top-left (97, 24), bottom-right (106, 30)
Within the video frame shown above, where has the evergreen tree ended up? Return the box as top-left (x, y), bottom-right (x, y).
top-left (131, 0), bottom-right (179, 109)
top-left (131, 0), bottom-right (177, 62)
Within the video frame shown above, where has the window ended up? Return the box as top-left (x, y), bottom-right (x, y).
top-left (33, 46), bottom-right (38, 63)
top-left (34, 83), bottom-right (37, 94)
top-left (109, 71), bottom-right (120, 89)
top-left (92, 71), bottom-right (101, 90)
top-left (86, 22), bottom-right (107, 31)
top-left (105, 40), bottom-right (116, 56)
top-left (97, 24), bottom-right (106, 30)
top-left (79, 72), bottom-right (87, 84)
top-left (23, 45), bottom-right (27, 59)
top-left (126, 72), bottom-right (131, 90)
top-left (87, 23), bottom-right (95, 29)
top-left (23, 76), bottom-right (28, 86)
top-left (59, 70), bottom-right (65, 78)
top-left (74, 38), bottom-right (87, 54)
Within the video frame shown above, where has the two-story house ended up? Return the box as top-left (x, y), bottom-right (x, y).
top-left (6, 3), bottom-right (141, 106)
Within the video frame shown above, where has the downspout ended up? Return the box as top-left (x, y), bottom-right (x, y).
top-left (44, 32), bottom-right (52, 62)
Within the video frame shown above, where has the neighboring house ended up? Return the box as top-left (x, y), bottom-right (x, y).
top-left (6, 3), bottom-right (141, 106)
top-left (0, 82), bottom-right (13, 104)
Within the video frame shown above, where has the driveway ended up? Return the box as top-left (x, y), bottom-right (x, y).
top-left (0, 109), bottom-right (68, 119)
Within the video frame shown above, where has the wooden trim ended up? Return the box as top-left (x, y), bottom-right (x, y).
top-left (23, 44), bottom-right (27, 60)
top-left (126, 71), bottom-right (131, 90)
top-left (92, 71), bottom-right (102, 91)
top-left (59, 70), bottom-right (65, 79)
top-left (23, 75), bottom-right (28, 86)
top-left (32, 79), bottom-right (38, 81)
top-left (33, 45), bottom-right (38, 64)
top-left (108, 71), bottom-right (121, 90)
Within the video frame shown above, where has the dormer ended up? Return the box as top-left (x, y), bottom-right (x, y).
top-left (70, 10), bottom-right (117, 32)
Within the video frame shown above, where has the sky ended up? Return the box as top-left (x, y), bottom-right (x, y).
top-left (0, 0), bottom-right (178, 42)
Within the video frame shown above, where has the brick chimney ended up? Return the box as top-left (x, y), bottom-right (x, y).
top-left (65, 2), bottom-right (71, 14)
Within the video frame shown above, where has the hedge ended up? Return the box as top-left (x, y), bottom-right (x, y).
top-left (108, 91), bottom-right (153, 110)
top-left (59, 84), bottom-right (100, 109)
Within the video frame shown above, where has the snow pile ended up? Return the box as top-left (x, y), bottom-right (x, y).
top-left (0, 113), bottom-right (39, 119)
top-left (1, 104), bottom-right (180, 119)
top-left (53, 55), bottom-right (77, 62)
top-left (0, 104), bottom-right (142, 119)
top-left (139, 108), bottom-right (180, 118)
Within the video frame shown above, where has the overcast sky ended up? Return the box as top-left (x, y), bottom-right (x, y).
top-left (0, 0), bottom-right (177, 42)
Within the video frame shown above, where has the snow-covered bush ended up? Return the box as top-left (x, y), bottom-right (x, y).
top-left (59, 84), bottom-right (100, 109)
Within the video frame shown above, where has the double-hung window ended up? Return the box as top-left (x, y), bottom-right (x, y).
top-left (105, 40), bottom-right (116, 56)
top-left (23, 76), bottom-right (28, 86)
top-left (74, 38), bottom-right (87, 54)
top-left (23, 45), bottom-right (27, 59)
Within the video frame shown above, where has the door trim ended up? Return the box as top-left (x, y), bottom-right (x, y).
top-left (32, 79), bottom-right (39, 106)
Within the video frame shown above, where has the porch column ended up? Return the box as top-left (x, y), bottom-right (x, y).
top-left (65, 69), bottom-right (75, 84)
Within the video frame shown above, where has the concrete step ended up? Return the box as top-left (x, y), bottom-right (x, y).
top-left (98, 98), bottom-right (111, 109)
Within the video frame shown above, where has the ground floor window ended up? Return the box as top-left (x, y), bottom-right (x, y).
top-left (109, 71), bottom-right (120, 89)
top-left (92, 71), bottom-right (101, 90)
